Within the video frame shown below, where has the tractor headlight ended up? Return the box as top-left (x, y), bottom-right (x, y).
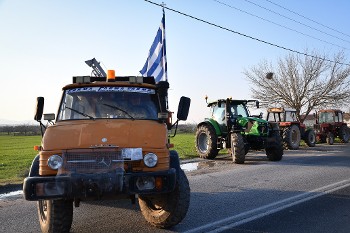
top-left (47, 154), bottom-right (63, 170)
top-left (143, 153), bottom-right (158, 168)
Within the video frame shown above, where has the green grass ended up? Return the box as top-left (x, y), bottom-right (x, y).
top-left (171, 133), bottom-right (197, 159)
top-left (0, 135), bottom-right (41, 185)
top-left (171, 133), bottom-right (228, 159)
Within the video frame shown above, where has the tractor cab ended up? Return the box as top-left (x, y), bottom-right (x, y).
top-left (317, 109), bottom-right (343, 124)
top-left (314, 109), bottom-right (350, 144)
top-left (266, 107), bottom-right (298, 123)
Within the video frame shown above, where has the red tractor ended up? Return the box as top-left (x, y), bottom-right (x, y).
top-left (314, 109), bottom-right (350, 144)
top-left (266, 107), bottom-right (316, 150)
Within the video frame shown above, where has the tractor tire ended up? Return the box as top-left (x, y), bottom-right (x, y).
top-left (243, 137), bottom-right (249, 155)
top-left (37, 199), bottom-right (73, 233)
top-left (326, 132), bottom-right (334, 145)
top-left (195, 124), bottom-right (218, 159)
top-left (282, 125), bottom-right (301, 150)
top-left (304, 129), bottom-right (316, 147)
top-left (138, 169), bottom-right (190, 229)
top-left (266, 130), bottom-right (284, 161)
top-left (339, 125), bottom-right (350, 143)
top-left (230, 133), bottom-right (245, 164)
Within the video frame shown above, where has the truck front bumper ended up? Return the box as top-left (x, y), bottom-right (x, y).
top-left (23, 169), bottom-right (176, 201)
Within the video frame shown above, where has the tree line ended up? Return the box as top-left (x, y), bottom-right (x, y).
top-left (0, 125), bottom-right (41, 136)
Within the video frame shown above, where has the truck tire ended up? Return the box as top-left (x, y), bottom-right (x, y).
top-left (138, 169), bottom-right (190, 229)
top-left (37, 199), bottom-right (73, 233)
top-left (29, 155), bottom-right (40, 177)
top-left (326, 132), bottom-right (334, 145)
top-left (282, 125), bottom-right (301, 150)
top-left (230, 133), bottom-right (245, 164)
top-left (304, 129), bottom-right (316, 147)
top-left (266, 130), bottom-right (284, 161)
top-left (339, 125), bottom-right (350, 143)
top-left (195, 124), bottom-right (218, 159)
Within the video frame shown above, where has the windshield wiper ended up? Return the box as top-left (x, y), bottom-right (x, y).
top-left (65, 106), bottom-right (95, 120)
top-left (103, 104), bottom-right (135, 120)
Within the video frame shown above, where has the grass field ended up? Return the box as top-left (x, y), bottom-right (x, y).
top-left (0, 133), bottom-right (207, 185)
top-left (0, 135), bottom-right (41, 185)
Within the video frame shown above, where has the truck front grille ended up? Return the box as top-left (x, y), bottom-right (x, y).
top-left (62, 148), bottom-right (123, 172)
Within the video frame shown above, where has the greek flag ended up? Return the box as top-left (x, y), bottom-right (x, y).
top-left (140, 12), bottom-right (167, 82)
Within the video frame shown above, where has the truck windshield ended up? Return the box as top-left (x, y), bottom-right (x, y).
top-left (57, 87), bottom-right (159, 121)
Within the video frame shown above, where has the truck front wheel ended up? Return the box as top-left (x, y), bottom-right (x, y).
top-left (138, 169), bottom-right (190, 229)
top-left (37, 199), bottom-right (73, 233)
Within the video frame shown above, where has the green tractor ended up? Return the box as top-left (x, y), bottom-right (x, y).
top-left (195, 98), bottom-right (283, 164)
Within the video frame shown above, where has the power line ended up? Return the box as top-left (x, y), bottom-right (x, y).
top-left (213, 0), bottom-right (349, 51)
top-left (240, 0), bottom-right (350, 45)
top-left (143, 0), bottom-right (350, 66)
top-left (263, 0), bottom-right (350, 39)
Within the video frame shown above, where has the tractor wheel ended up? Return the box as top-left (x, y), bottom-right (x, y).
top-left (230, 133), bottom-right (245, 164)
top-left (243, 137), bottom-right (249, 155)
top-left (326, 132), bottom-right (334, 145)
top-left (195, 124), bottom-right (218, 159)
top-left (282, 125), bottom-right (301, 150)
top-left (266, 130), bottom-right (284, 161)
top-left (304, 129), bottom-right (316, 147)
top-left (138, 169), bottom-right (190, 229)
top-left (339, 125), bottom-right (350, 143)
top-left (37, 199), bottom-right (73, 233)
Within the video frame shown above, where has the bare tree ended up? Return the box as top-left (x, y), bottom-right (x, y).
top-left (244, 50), bottom-right (350, 122)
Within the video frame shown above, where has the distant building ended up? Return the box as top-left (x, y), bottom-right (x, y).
top-left (343, 113), bottom-right (350, 126)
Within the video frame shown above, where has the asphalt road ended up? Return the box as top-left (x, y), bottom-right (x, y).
top-left (1, 143), bottom-right (349, 233)
top-left (218, 186), bottom-right (350, 233)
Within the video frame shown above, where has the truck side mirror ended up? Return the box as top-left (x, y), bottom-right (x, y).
top-left (34, 97), bottom-right (44, 121)
top-left (177, 96), bottom-right (191, 121)
top-left (256, 101), bottom-right (260, 108)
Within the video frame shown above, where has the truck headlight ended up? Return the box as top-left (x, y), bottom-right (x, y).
top-left (47, 155), bottom-right (63, 170)
top-left (143, 153), bottom-right (158, 168)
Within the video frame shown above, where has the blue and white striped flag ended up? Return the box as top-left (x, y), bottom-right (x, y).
top-left (140, 12), bottom-right (167, 82)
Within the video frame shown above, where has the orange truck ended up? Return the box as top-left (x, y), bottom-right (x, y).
top-left (23, 71), bottom-right (191, 232)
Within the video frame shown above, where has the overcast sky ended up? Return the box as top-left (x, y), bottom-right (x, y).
top-left (1, 0), bottom-right (350, 124)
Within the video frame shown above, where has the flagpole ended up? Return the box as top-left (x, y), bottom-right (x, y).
top-left (161, 2), bottom-right (168, 82)
top-left (160, 2), bottom-right (169, 110)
